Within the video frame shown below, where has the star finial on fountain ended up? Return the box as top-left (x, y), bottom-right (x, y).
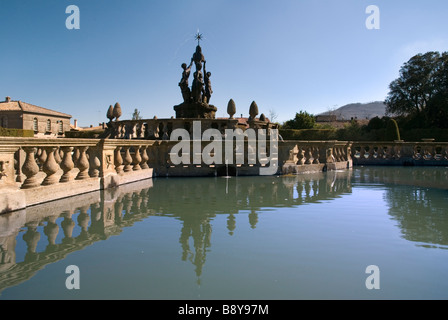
top-left (195, 30), bottom-right (203, 46)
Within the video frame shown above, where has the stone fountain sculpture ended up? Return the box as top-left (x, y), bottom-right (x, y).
top-left (174, 34), bottom-right (217, 119)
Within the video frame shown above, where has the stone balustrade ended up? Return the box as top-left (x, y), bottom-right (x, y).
top-left (0, 136), bottom-right (355, 213)
top-left (280, 141), bottom-right (352, 174)
top-left (0, 137), bottom-right (155, 214)
top-left (107, 118), bottom-right (239, 140)
top-left (351, 141), bottom-right (448, 166)
top-left (106, 117), bottom-right (278, 140)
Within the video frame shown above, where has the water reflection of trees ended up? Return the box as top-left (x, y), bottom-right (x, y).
top-left (354, 167), bottom-right (448, 248)
top-left (0, 172), bottom-right (353, 293)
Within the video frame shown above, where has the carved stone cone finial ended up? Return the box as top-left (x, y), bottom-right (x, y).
top-left (259, 113), bottom-right (266, 122)
top-left (227, 99), bottom-right (236, 119)
top-left (113, 102), bottom-right (122, 121)
top-left (107, 105), bottom-right (114, 121)
top-left (249, 101), bottom-right (259, 120)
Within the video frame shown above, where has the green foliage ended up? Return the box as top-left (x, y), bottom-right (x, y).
top-left (282, 110), bottom-right (315, 129)
top-left (336, 120), bottom-right (363, 141)
top-left (280, 119), bottom-right (448, 141)
top-left (65, 129), bottom-right (104, 138)
top-left (132, 108), bottom-right (142, 120)
top-left (367, 116), bottom-right (386, 130)
top-left (385, 51), bottom-right (448, 128)
top-left (279, 129), bottom-right (337, 140)
top-left (0, 126), bottom-right (34, 137)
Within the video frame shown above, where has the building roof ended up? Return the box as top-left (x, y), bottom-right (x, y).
top-left (0, 97), bottom-right (72, 118)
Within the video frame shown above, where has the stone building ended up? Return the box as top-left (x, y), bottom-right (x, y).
top-left (0, 96), bottom-right (72, 137)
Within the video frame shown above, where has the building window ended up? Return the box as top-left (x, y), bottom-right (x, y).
top-left (46, 119), bottom-right (51, 132)
top-left (33, 118), bottom-right (38, 131)
top-left (58, 121), bottom-right (63, 134)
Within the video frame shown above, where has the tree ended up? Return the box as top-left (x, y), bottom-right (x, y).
top-left (268, 109), bottom-right (278, 123)
top-left (385, 51), bottom-right (447, 123)
top-left (132, 108), bottom-right (142, 120)
top-left (425, 52), bottom-right (448, 127)
top-left (282, 110), bottom-right (315, 129)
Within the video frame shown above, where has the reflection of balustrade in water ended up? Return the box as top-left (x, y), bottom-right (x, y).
top-left (0, 172), bottom-right (353, 293)
top-left (351, 141), bottom-right (448, 166)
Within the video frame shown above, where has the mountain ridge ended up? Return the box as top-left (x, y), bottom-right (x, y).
top-left (318, 101), bottom-right (387, 120)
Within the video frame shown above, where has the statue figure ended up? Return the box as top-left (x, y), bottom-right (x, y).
top-left (191, 70), bottom-right (204, 103)
top-left (179, 61), bottom-right (193, 103)
top-left (192, 45), bottom-right (205, 71)
top-left (203, 60), bottom-right (212, 104)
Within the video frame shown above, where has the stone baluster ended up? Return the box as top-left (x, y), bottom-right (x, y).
top-left (114, 147), bottom-right (123, 174)
top-left (72, 147), bottom-right (80, 165)
top-left (326, 147), bottom-right (335, 163)
top-left (413, 145), bottom-right (421, 160)
top-left (77, 206), bottom-right (90, 234)
top-left (312, 147), bottom-right (320, 164)
top-left (88, 148), bottom-right (101, 178)
top-left (54, 148), bottom-right (62, 165)
top-left (384, 145), bottom-right (392, 160)
top-left (341, 146), bottom-right (347, 161)
top-left (42, 147), bottom-right (60, 186)
top-left (346, 144), bottom-right (352, 161)
top-left (376, 146), bottom-right (383, 159)
top-left (424, 145), bottom-right (434, 160)
top-left (44, 216), bottom-right (59, 246)
top-left (305, 146), bottom-right (312, 164)
top-left (162, 122), bottom-right (169, 140)
top-left (333, 147), bottom-right (340, 162)
top-left (61, 211), bottom-right (76, 241)
top-left (75, 146), bottom-right (90, 180)
top-left (37, 147), bottom-right (47, 170)
top-left (23, 222), bottom-right (40, 255)
top-left (135, 122), bottom-right (142, 139)
top-left (123, 147), bottom-right (133, 172)
top-left (359, 146), bottom-right (366, 159)
top-left (21, 147), bottom-right (40, 189)
top-left (394, 144), bottom-right (402, 159)
top-left (132, 146), bottom-right (142, 171)
top-left (140, 146), bottom-right (149, 169)
top-left (368, 145), bottom-right (375, 159)
top-left (60, 146), bottom-right (74, 183)
top-left (297, 146), bottom-right (305, 165)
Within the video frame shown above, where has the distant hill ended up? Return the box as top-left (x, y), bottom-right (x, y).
top-left (318, 101), bottom-right (387, 121)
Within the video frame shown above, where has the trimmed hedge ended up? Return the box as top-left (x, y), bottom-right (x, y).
top-left (279, 129), bottom-right (337, 140)
top-left (65, 129), bottom-right (105, 138)
top-left (0, 126), bottom-right (34, 137)
top-left (280, 127), bottom-right (448, 142)
top-left (400, 128), bottom-right (448, 142)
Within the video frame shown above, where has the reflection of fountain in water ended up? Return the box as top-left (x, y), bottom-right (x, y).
top-left (0, 173), bottom-right (356, 294)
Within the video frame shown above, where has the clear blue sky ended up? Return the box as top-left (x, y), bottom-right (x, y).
top-left (1, 0), bottom-right (448, 127)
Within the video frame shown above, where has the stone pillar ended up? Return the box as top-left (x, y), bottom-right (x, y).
top-left (42, 147), bottom-right (60, 186)
top-left (114, 146), bottom-right (123, 174)
top-left (60, 147), bottom-right (74, 183)
top-left (123, 147), bottom-right (133, 172)
top-left (132, 146), bottom-right (142, 171)
top-left (75, 146), bottom-right (90, 180)
top-left (21, 147), bottom-right (40, 189)
top-left (140, 146), bottom-right (149, 170)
